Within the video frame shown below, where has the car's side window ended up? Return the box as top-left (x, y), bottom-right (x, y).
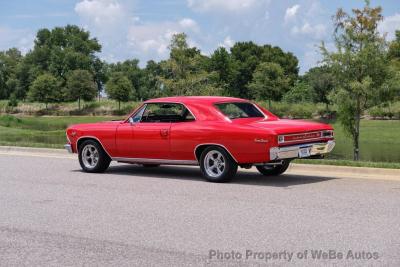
top-left (130, 105), bottom-right (146, 123)
top-left (140, 103), bottom-right (195, 123)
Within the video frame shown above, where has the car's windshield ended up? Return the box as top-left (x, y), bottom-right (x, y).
top-left (215, 102), bottom-right (264, 119)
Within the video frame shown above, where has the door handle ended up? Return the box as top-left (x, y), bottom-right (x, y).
top-left (160, 129), bottom-right (169, 137)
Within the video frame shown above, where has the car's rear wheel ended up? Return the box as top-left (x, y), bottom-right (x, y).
top-left (78, 140), bottom-right (111, 173)
top-left (256, 160), bottom-right (290, 176)
top-left (200, 146), bottom-right (237, 182)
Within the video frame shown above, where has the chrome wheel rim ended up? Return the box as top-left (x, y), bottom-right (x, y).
top-left (204, 150), bottom-right (225, 178)
top-left (82, 144), bottom-right (99, 169)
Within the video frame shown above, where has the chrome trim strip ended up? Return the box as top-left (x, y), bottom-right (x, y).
top-left (112, 157), bottom-right (198, 165)
top-left (281, 131), bottom-right (322, 137)
top-left (194, 143), bottom-right (238, 163)
top-left (253, 103), bottom-right (268, 119)
top-left (278, 131), bottom-right (324, 144)
top-left (76, 136), bottom-right (113, 158)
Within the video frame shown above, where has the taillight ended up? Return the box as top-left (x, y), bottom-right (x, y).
top-left (322, 130), bottom-right (334, 138)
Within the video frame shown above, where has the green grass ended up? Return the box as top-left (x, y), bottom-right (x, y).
top-left (0, 115), bottom-right (122, 148)
top-left (327, 120), bottom-right (400, 163)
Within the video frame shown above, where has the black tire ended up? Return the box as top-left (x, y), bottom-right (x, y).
top-left (199, 146), bottom-right (238, 183)
top-left (256, 160), bottom-right (290, 176)
top-left (142, 164), bottom-right (160, 168)
top-left (78, 140), bottom-right (111, 173)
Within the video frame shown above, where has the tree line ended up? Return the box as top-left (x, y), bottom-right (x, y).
top-left (0, 25), bottom-right (329, 109)
top-left (0, 1), bottom-right (400, 160)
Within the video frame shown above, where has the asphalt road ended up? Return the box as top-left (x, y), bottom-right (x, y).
top-left (0, 152), bottom-right (399, 266)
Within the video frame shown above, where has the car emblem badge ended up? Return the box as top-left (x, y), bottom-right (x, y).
top-left (254, 138), bottom-right (269, 143)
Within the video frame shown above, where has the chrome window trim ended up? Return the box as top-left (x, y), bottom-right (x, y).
top-left (213, 101), bottom-right (267, 121)
top-left (253, 103), bottom-right (268, 119)
top-left (138, 102), bottom-right (197, 123)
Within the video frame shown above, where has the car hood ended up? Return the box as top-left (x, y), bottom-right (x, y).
top-left (239, 118), bottom-right (333, 134)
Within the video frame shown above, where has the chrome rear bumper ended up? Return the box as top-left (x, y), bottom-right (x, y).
top-left (64, 144), bottom-right (73, 153)
top-left (270, 140), bottom-right (335, 160)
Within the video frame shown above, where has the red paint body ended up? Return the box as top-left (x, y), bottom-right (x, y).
top-left (66, 96), bottom-right (334, 164)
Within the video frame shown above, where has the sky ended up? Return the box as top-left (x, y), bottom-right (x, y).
top-left (1, 0), bottom-right (400, 73)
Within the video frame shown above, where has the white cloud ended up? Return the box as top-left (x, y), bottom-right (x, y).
top-left (284, 4), bottom-right (300, 23)
top-left (218, 36), bottom-right (234, 49)
top-left (187, 0), bottom-right (265, 12)
top-left (0, 27), bottom-right (34, 54)
top-left (378, 13), bottom-right (400, 40)
top-left (291, 22), bottom-right (327, 39)
top-left (127, 19), bottom-right (200, 60)
top-left (179, 18), bottom-right (198, 31)
top-left (74, 0), bottom-right (204, 63)
top-left (75, 0), bottom-right (126, 28)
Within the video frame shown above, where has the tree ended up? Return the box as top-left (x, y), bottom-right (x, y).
top-left (388, 30), bottom-right (400, 61)
top-left (248, 62), bottom-right (289, 108)
top-left (66, 70), bottom-right (97, 110)
top-left (28, 73), bottom-right (60, 108)
top-left (209, 47), bottom-right (238, 96)
top-left (229, 42), bottom-right (299, 98)
top-left (304, 66), bottom-right (336, 109)
top-left (0, 48), bottom-right (23, 99)
top-left (320, 1), bottom-right (396, 160)
top-left (282, 81), bottom-right (315, 103)
top-left (159, 33), bottom-right (222, 96)
top-left (106, 72), bottom-right (133, 110)
top-left (26, 25), bottom-right (102, 101)
top-left (140, 60), bottom-right (164, 99)
top-left (91, 58), bottom-right (108, 101)
top-left (108, 59), bottom-right (142, 100)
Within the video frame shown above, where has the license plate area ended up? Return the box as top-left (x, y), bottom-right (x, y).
top-left (298, 146), bottom-right (311, 158)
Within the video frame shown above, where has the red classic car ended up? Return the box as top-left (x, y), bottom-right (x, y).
top-left (65, 96), bottom-right (335, 182)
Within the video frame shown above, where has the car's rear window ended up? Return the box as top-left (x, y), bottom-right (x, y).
top-left (215, 102), bottom-right (264, 119)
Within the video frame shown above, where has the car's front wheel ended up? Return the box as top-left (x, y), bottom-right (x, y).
top-left (256, 160), bottom-right (290, 176)
top-left (78, 140), bottom-right (111, 173)
top-left (200, 146), bottom-right (238, 182)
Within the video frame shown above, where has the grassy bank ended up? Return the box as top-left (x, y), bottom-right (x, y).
top-left (0, 99), bottom-right (140, 116)
top-left (0, 114), bottom-right (399, 166)
top-left (0, 115), bottom-right (121, 148)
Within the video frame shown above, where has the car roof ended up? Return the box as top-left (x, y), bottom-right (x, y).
top-left (144, 96), bottom-right (249, 104)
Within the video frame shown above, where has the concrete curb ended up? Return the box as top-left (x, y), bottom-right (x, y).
top-left (0, 145), bottom-right (66, 154)
top-left (290, 163), bottom-right (400, 176)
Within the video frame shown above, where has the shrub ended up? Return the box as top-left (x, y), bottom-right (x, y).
top-left (7, 94), bottom-right (18, 107)
top-left (368, 106), bottom-right (385, 119)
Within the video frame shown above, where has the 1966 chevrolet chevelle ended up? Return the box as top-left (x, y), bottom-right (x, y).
top-left (65, 96), bottom-right (335, 182)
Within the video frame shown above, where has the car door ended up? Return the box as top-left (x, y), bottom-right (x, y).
top-left (169, 105), bottom-right (199, 161)
top-left (115, 105), bottom-right (146, 158)
top-left (129, 103), bottom-right (176, 159)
